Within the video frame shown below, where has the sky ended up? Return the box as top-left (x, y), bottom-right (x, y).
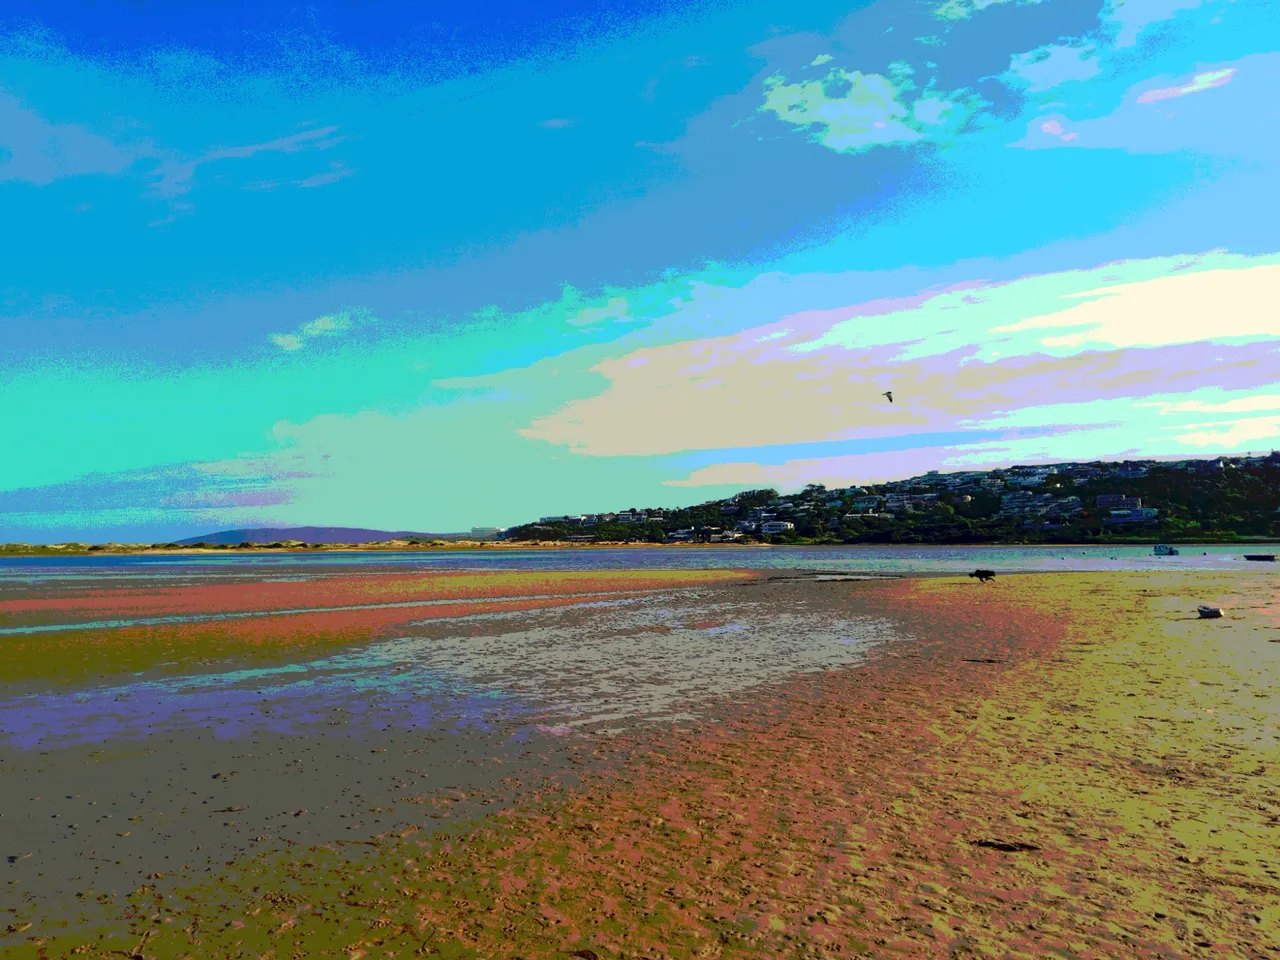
top-left (2, 0), bottom-right (1278, 541)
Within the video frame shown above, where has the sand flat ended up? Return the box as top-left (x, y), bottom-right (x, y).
top-left (2, 570), bottom-right (1278, 958)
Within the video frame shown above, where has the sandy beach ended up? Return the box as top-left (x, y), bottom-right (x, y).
top-left (2, 568), bottom-right (1278, 958)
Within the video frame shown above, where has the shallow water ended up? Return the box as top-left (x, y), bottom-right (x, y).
top-left (2, 541), bottom-right (1276, 584)
top-left (0, 588), bottom-right (895, 750)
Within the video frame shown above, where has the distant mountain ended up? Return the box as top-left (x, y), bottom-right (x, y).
top-left (174, 527), bottom-right (452, 546)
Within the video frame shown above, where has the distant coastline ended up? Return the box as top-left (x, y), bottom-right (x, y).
top-left (3, 537), bottom-right (1278, 558)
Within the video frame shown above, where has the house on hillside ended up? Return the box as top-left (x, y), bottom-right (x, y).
top-left (1096, 494), bottom-right (1141, 511)
top-left (1103, 507), bottom-right (1159, 525)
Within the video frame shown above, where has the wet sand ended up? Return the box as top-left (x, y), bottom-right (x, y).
top-left (1, 567), bottom-right (888, 947)
top-left (3, 569), bottom-right (1278, 957)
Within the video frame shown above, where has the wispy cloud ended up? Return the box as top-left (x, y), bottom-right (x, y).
top-left (295, 160), bottom-right (352, 188)
top-left (268, 307), bottom-right (371, 351)
top-left (1136, 67), bottom-right (1235, 103)
top-left (0, 90), bottom-right (139, 185)
top-left (1139, 394), bottom-right (1280, 415)
top-left (1007, 54), bottom-right (1268, 156)
top-left (269, 334), bottom-right (305, 351)
top-left (0, 88), bottom-right (347, 211)
top-left (150, 125), bottom-right (341, 197)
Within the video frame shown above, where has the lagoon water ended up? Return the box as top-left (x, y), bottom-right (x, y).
top-left (1, 542), bottom-right (1276, 583)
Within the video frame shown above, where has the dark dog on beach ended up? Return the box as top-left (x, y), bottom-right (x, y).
top-left (969, 569), bottom-right (996, 583)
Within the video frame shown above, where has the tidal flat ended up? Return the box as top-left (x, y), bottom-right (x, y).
top-left (1, 565), bottom-right (1278, 958)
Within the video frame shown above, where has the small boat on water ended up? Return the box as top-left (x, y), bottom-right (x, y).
top-left (1244, 554), bottom-right (1276, 562)
top-left (1153, 544), bottom-right (1179, 556)
top-left (1197, 605), bottom-right (1223, 619)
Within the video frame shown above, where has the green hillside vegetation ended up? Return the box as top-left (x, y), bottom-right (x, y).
top-left (506, 456), bottom-right (1280, 545)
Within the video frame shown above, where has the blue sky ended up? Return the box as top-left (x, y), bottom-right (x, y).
top-left (3, 0), bottom-right (1278, 540)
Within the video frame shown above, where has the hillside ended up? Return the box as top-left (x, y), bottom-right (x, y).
top-left (504, 454), bottom-right (1280, 545)
top-left (173, 527), bottom-right (443, 546)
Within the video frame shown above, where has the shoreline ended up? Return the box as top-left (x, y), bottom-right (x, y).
top-left (3, 538), bottom-right (1278, 559)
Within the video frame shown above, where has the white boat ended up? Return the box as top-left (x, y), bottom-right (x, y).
top-left (1153, 544), bottom-right (1179, 556)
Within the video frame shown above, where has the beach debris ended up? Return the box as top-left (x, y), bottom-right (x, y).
top-left (1197, 606), bottom-right (1223, 619)
top-left (969, 569), bottom-right (997, 583)
top-left (971, 838), bottom-right (1041, 853)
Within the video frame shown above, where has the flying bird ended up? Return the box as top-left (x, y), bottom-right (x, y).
top-left (882, 391), bottom-right (893, 403)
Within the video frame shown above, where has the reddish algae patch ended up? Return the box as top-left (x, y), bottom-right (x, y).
top-left (0, 569), bottom-right (750, 626)
top-left (0, 569), bottom-right (752, 683)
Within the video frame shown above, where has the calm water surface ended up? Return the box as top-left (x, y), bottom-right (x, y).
top-left (1, 542), bottom-right (1276, 583)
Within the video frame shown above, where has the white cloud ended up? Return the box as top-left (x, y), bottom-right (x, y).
top-left (1171, 415), bottom-right (1280, 448)
top-left (993, 263), bottom-right (1280, 349)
